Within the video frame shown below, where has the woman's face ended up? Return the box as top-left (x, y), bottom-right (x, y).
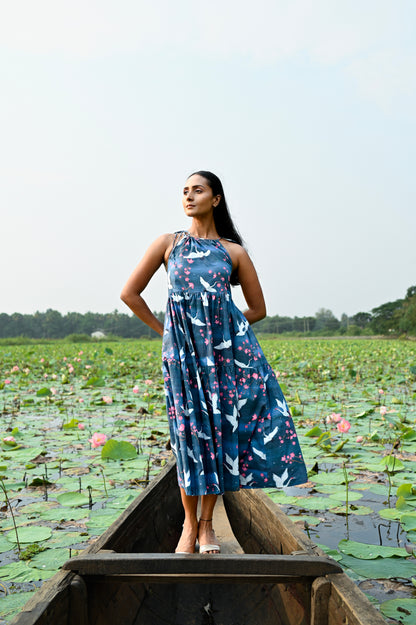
top-left (182, 174), bottom-right (220, 218)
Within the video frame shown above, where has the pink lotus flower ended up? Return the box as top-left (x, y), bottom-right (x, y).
top-left (89, 432), bottom-right (107, 448)
top-left (380, 406), bottom-right (387, 415)
top-left (40, 358), bottom-right (45, 363)
top-left (356, 435), bottom-right (364, 443)
top-left (3, 436), bottom-right (16, 445)
top-left (4, 379), bottom-right (11, 385)
top-left (132, 385), bottom-right (139, 394)
top-left (378, 389), bottom-right (384, 394)
top-left (78, 398), bottom-right (84, 403)
top-left (78, 423), bottom-right (85, 430)
top-left (11, 366), bottom-right (19, 373)
top-left (327, 412), bottom-right (341, 424)
top-left (102, 396), bottom-right (113, 404)
top-left (78, 351), bottom-right (83, 355)
top-left (144, 379), bottom-right (153, 386)
top-left (337, 418), bottom-right (351, 433)
top-left (50, 387), bottom-right (57, 395)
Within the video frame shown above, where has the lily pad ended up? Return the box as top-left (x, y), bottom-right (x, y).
top-left (0, 591), bottom-right (36, 620)
top-left (0, 561), bottom-right (54, 581)
top-left (28, 547), bottom-right (70, 571)
top-left (6, 525), bottom-right (52, 544)
top-left (101, 439), bottom-right (137, 461)
top-left (338, 539), bottom-right (409, 559)
top-left (379, 508), bottom-right (402, 521)
top-left (312, 471), bottom-right (350, 485)
top-left (380, 598), bottom-right (416, 624)
top-left (56, 492), bottom-right (89, 507)
top-left (339, 554), bottom-right (416, 579)
top-left (400, 513), bottom-right (416, 532)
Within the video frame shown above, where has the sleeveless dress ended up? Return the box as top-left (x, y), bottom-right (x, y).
top-left (162, 231), bottom-right (307, 496)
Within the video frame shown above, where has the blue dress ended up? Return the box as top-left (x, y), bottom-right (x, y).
top-left (162, 232), bottom-right (307, 496)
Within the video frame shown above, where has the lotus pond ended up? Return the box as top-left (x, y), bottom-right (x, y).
top-left (0, 338), bottom-right (415, 623)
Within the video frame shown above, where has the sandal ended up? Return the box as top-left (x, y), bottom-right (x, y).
top-left (198, 518), bottom-right (220, 554)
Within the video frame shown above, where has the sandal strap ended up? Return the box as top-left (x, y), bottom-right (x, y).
top-left (199, 518), bottom-right (212, 522)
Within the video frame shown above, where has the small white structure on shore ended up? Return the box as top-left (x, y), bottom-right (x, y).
top-left (91, 331), bottom-right (106, 339)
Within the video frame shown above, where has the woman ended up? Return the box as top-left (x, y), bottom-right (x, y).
top-left (121, 171), bottom-right (307, 555)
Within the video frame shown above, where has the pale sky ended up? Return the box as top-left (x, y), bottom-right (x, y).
top-left (1, 1), bottom-right (415, 320)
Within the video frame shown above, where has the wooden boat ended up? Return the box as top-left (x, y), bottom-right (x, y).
top-left (12, 458), bottom-right (386, 625)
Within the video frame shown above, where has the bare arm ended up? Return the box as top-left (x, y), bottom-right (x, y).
top-left (226, 244), bottom-right (266, 324)
top-left (120, 234), bottom-right (173, 337)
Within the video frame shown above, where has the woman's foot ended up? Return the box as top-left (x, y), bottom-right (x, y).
top-left (175, 519), bottom-right (198, 553)
top-left (198, 517), bottom-right (220, 554)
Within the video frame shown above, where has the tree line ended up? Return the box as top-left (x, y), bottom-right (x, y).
top-left (0, 285), bottom-right (415, 340)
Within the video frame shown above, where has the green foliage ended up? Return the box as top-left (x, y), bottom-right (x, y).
top-left (101, 439), bottom-right (138, 461)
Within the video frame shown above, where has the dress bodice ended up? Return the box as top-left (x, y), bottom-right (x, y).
top-left (167, 232), bottom-right (232, 295)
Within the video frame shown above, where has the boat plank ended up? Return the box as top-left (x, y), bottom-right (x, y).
top-left (310, 577), bottom-right (331, 625)
top-left (327, 573), bottom-right (386, 625)
top-left (63, 552), bottom-right (343, 577)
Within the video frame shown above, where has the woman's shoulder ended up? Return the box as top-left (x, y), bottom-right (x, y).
top-left (220, 238), bottom-right (247, 267)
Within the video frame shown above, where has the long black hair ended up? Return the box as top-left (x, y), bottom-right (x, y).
top-left (189, 170), bottom-right (243, 285)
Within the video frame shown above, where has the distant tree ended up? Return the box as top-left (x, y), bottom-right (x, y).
top-left (314, 308), bottom-right (340, 332)
top-left (351, 312), bottom-right (372, 328)
top-left (399, 294), bottom-right (416, 334)
top-left (406, 285), bottom-right (416, 299)
top-left (370, 300), bottom-right (403, 334)
top-left (340, 313), bottom-right (349, 328)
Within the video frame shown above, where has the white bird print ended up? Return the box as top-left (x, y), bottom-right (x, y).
top-left (224, 453), bottom-right (239, 476)
top-left (252, 446), bottom-right (267, 461)
top-left (206, 356), bottom-right (215, 366)
top-left (179, 347), bottom-right (185, 360)
top-left (224, 405), bottom-right (238, 432)
top-left (240, 473), bottom-right (253, 486)
top-left (263, 373), bottom-right (269, 383)
top-left (197, 429), bottom-right (211, 440)
top-left (276, 398), bottom-right (290, 416)
top-left (184, 250), bottom-right (211, 259)
top-left (200, 276), bottom-right (216, 292)
top-left (234, 359), bottom-right (251, 369)
top-left (184, 470), bottom-right (191, 488)
top-left (167, 272), bottom-right (173, 290)
top-left (186, 312), bottom-right (206, 326)
top-left (171, 293), bottom-right (184, 302)
top-left (214, 339), bottom-right (232, 350)
top-left (187, 446), bottom-right (198, 463)
top-left (170, 440), bottom-right (177, 454)
top-left (181, 405), bottom-right (194, 417)
top-left (272, 469), bottom-right (290, 489)
top-left (208, 391), bottom-right (221, 414)
top-left (201, 292), bottom-right (209, 307)
top-left (225, 293), bottom-right (230, 301)
top-left (264, 426), bottom-right (279, 444)
top-left (236, 319), bottom-right (249, 336)
top-left (237, 398), bottom-right (248, 411)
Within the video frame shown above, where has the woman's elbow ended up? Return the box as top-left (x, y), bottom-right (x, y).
top-left (257, 306), bottom-right (267, 322)
top-left (120, 288), bottom-right (135, 305)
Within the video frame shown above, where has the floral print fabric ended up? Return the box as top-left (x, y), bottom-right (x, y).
top-left (162, 232), bottom-right (307, 496)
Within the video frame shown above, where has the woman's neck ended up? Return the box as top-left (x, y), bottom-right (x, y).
top-left (188, 218), bottom-right (218, 240)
